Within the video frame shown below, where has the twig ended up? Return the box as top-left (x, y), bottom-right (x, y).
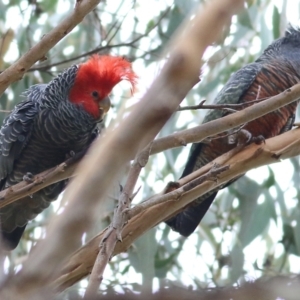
top-left (179, 85), bottom-right (265, 144)
top-left (150, 86), bottom-right (300, 156)
top-left (202, 124), bottom-right (247, 143)
top-left (178, 99), bottom-right (236, 113)
top-left (177, 96), bottom-right (268, 112)
top-left (105, 8), bottom-right (130, 46)
top-left (129, 142), bottom-right (245, 221)
top-left (128, 164), bottom-right (229, 219)
top-left (27, 8), bottom-right (171, 73)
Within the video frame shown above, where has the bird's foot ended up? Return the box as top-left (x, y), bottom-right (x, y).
top-left (251, 134), bottom-right (265, 144)
top-left (23, 172), bottom-right (34, 183)
top-left (228, 129), bottom-right (265, 146)
top-left (163, 181), bottom-right (180, 194)
top-left (228, 129), bottom-right (252, 146)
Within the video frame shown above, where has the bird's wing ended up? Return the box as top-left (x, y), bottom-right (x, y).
top-left (0, 85), bottom-right (45, 182)
top-left (165, 63), bottom-right (263, 236)
top-left (184, 62), bottom-right (262, 176)
top-left (203, 62), bottom-right (263, 122)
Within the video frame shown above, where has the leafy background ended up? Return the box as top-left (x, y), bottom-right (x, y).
top-left (0, 0), bottom-right (300, 298)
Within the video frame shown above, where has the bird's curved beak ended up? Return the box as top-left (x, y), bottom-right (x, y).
top-left (99, 96), bottom-right (111, 115)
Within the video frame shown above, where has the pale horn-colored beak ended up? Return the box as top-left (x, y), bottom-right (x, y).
top-left (99, 96), bottom-right (111, 115)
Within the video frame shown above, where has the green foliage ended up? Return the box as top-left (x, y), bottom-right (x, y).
top-left (0, 0), bottom-right (300, 296)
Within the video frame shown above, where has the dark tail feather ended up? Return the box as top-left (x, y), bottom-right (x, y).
top-left (1, 225), bottom-right (27, 250)
top-left (165, 192), bottom-right (217, 236)
top-left (165, 142), bottom-right (216, 236)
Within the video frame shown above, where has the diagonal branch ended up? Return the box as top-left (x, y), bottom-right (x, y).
top-left (0, 0), bottom-right (101, 96)
top-left (0, 0), bottom-right (243, 297)
top-left (150, 85), bottom-right (300, 155)
top-left (177, 96), bottom-right (267, 111)
top-left (83, 145), bottom-right (151, 298)
top-left (128, 164), bottom-right (230, 220)
top-left (27, 7), bottom-right (171, 73)
top-left (0, 82), bottom-right (299, 214)
top-left (54, 126), bottom-right (300, 291)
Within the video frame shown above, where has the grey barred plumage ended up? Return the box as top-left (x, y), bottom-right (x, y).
top-left (0, 55), bottom-right (137, 249)
top-left (0, 64), bottom-right (98, 249)
top-left (166, 26), bottom-right (300, 236)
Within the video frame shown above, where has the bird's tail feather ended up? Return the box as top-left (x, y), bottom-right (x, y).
top-left (165, 192), bottom-right (216, 236)
top-left (1, 225), bottom-right (26, 250)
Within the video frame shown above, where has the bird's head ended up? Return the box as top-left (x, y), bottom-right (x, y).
top-left (69, 55), bottom-right (137, 120)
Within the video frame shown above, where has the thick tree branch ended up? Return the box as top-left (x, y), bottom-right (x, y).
top-left (83, 146), bottom-right (150, 298)
top-left (0, 0), bottom-right (101, 96)
top-left (0, 0), bottom-right (242, 298)
top-left (0, 151), bottom-right (84, 209)
top-left (0, 83), bottom-right (299, 211)
top-left (128, 164), bottom-right (230, 219)
top-left (150, 85), bottom-right (300, 155)
top-left (54, 126), bottom-right (300, 291)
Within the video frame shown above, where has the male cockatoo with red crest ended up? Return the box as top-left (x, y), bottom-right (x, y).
top-left (0, 55), bottom-right (137, 250)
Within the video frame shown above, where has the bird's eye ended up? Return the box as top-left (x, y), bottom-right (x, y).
top-left (92, 91), bottom-right (99, 98)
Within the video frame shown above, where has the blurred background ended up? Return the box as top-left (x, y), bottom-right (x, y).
top-left (1, 0), bottom-right (300, 298)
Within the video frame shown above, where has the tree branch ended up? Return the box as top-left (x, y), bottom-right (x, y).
top-left (0, 0), bottom-right (101, 96)
top-left (83, 145), bottom-right (150, 298)
top-left (150, 85), bottom-right (300, 155)
top-left (27, 7), bottom-right (171, 73)
top-left (0, 81), bottom-right (299, 212)
top-left (0, 146), bottom-right (93, 210)
top-left (0, 0), bottom-right (242, 298)
top-left (177, 97), bottom-right (267, 111)
top-left (128, 164), bottom-right (230, 219)
top-left (54, 126), bottom-right (300, 291)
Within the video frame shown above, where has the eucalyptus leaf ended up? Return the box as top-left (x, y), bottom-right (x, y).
top-left (128, 228), bottom-right (157, 277)
top-left (234, 177), bottom-right (271, 247)
top-left (272, 5), bottom-right (280, 39)
top-left (229, 244), bottom-right (244, 282)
